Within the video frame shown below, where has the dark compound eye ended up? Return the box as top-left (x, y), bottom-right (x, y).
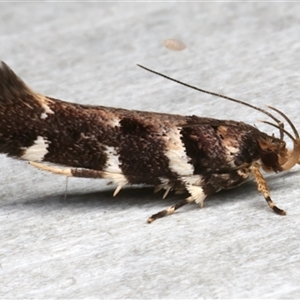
top-left (261, 150), bottom-right (281, 172)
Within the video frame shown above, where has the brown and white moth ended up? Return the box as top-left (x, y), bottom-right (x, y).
top-left (0, 62), bottom-right (300, 223)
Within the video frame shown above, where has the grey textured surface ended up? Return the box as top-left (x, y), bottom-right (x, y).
top-left (1, 3), bottom-right (300, 299)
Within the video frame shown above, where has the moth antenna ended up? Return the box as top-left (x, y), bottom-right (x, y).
top-left (137, 64), bottom-right (284, 136)
top-left (258, 120), bottom-right (295, 142)
top-left (266, 105), bottom-right (299, 139)
top-left (277, 121), bottom-right (284, 141)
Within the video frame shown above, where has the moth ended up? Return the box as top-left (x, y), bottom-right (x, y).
top-left (0, 62), bottom-right (299, 223)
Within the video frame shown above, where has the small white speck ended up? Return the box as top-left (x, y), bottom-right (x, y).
top-left (163, 39), bottom-right (186, 51)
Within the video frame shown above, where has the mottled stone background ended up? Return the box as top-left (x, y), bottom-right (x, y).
top-left (1, 2), bottom-right (300, 298)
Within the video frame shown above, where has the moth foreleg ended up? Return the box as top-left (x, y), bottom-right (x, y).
top-left (251, 163), bottom-right (286, 215)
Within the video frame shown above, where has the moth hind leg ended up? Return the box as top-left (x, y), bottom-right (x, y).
top-left (29, 161), bottom-right (128, 196)
top-left (29, 161), bottom-right (73, 176)
top-left (29, 161), bottom-right (105, 178)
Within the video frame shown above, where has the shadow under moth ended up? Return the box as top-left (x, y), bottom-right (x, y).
top-left (0, 62), bottom-right (299, 223)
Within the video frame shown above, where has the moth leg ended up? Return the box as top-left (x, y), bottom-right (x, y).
top-left (153, 183), bottom-right (173, 199)
top-left (153, 178), bottom-right (175, 199)
top-left (29, 161), bottom-right (73, 176)
top-left (29, 161), bottom-right (105, 178)
top-left (251, 163), bottom-right (286, 215)
top-left (147, 184), bottom-right (207, 223)
top-left (147, 197), bottom-right (195, 224)
top-left (29, 161), bottom-right (127, 196)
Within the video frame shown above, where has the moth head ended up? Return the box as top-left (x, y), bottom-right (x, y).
top-left (258, 106), bottom-right (300, 173)
top-left (259, 136), bottom-right (287, 172)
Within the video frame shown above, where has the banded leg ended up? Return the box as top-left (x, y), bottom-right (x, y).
top-left (147, 198), bottom-right (194, 223)
top-left (251, 163), bottom-right (286, 215)
top-left (29, 161), bottom-right (104, 178)
top-left (147, 185), bottom-right (207, 223)
top-left (29, 161), bottom-right (128, 196)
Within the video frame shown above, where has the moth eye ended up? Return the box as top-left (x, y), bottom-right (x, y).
top-left (219, 133), bottom-right (224, 140)
top-left (261, 151), bottom-right (281, 172)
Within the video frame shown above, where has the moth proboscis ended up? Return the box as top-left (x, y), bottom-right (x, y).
top-left (0, 61), bottom-right (299, 223)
